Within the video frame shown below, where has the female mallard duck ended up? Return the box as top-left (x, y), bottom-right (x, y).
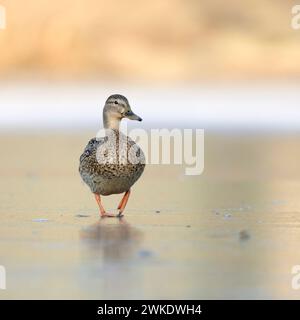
top-left (79, 94), bottom-right (145, 218)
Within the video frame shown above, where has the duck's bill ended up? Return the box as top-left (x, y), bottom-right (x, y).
top-left (126, 111), bottom-right (143, 122)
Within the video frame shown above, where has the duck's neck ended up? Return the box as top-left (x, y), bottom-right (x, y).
top-left (103, 112), bottom-right (121, 131)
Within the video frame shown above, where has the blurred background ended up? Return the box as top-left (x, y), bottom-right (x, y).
top-left (0, 0), bottom-right (300, 130)
top-left (1, 0), bottom-right (300, 81)
top-left (1, 0), bottom-right (300, 300)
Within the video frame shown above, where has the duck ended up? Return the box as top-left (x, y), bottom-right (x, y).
top-left (79, 94), bottom-right (145, 218)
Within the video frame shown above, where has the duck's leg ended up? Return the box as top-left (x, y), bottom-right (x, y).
top-left (117, 189), bottom-right (131, 217)
top-left (117, 193), bottom-right (126, 210)
top-left (94, 194), bottom-right (116, 218)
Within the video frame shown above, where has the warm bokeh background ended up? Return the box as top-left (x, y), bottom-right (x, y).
top-left (1, 1), bottom-right (300, 300)
top-left (1, 0), bottom-right (300, 81)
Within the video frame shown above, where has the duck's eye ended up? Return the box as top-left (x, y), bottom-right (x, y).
top-left (114, 101), bottom-right (118, 105)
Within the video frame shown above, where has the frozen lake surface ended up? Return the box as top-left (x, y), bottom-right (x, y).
top-left (0, 133), bottom-right (300, 299)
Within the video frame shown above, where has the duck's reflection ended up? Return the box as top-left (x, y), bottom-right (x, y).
top-left (80, 218), bottom-right (144, 299)
top-left (81, 217), bottom-right (142, 262)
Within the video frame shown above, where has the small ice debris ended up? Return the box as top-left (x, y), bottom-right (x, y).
top-left (32, 218), bottom-right (49, 223)
top-left (155, 210), bottom-right (161, 214)
top-left (239, 230), bottom-right (250, 241)
top-left (223, 212), bottom-right (232, 219)
top-left (138, 250), bottom-right (153, 258)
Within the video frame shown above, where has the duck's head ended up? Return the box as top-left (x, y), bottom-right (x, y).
top-left (103, 94), bottom-right (142, 130)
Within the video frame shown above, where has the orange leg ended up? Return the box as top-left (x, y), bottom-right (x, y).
top-left (118, 189), bottom-right (131, 217)
top-left (117, 192), bottom-right (127, 210)
top-left (94, 194), bottom-right (116, 218)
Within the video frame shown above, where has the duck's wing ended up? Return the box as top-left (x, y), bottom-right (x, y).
top-left (126, 135), bottom-right (146, 165)
top-left (79, 137), bottom-right (106, 162)
top-left (79, 137), bottom-right (109, 186)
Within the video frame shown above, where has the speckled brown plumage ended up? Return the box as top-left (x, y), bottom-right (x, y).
top-left (79, 129), bottom-right (145, 196)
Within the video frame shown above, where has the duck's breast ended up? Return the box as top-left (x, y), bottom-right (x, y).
top-left (79, 132), bottom-right (145, 195)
